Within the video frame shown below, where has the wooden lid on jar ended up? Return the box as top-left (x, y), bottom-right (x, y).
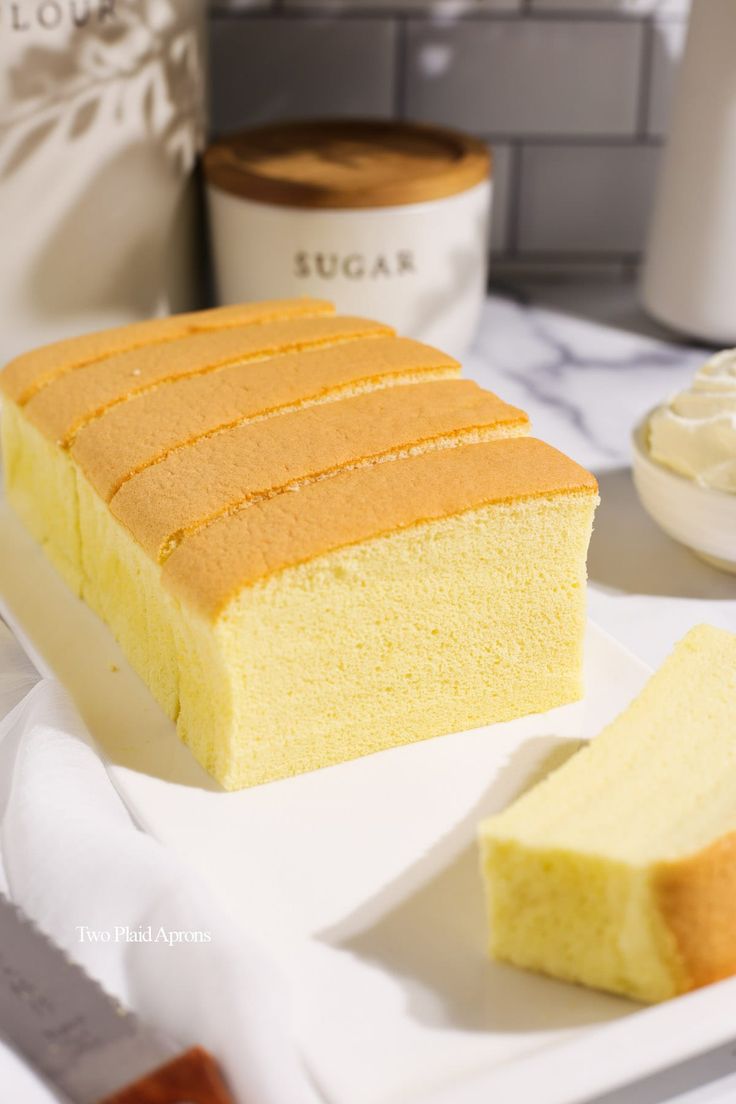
top-left (203, 119), bottom-right (491, 210)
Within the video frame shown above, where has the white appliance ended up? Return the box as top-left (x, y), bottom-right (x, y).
top-left (643, 0), bottom-right (736, 345)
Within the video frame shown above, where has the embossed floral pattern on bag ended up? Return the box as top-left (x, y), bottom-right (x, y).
top-left (0, 0), bottom-right (206, 358)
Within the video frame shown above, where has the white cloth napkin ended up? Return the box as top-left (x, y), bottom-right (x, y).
top-left (0, 611), bottom-right (322, 1104)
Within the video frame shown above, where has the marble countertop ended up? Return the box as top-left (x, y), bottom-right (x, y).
top-left (469, 279), bottom-right (735, 671)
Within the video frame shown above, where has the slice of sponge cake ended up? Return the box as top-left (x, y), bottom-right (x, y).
top-left (25, 313), bottom-right (392, 447)
top-left (76, 378), bottom-right (529, 717)
top-left (2, 321), bottom-right (459, 593)
top-left (164, 439), bottom-right (597, 789)
top-left (1, 299), bottom-right (598, 789)
top-left (70, 335), bottom-right (464, 499)
top-left (479, 624), bottom-right (736, 1003)
top-left (2, 297), bottom-right (334, 405)
top-left (108, 378), bottom-right (529, 560)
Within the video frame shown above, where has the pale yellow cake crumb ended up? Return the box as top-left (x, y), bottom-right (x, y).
top-left (479, 624), bottom-right (736, 1003)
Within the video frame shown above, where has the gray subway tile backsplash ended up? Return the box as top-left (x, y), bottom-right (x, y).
top-left (208, 1), bottom-right (691, 269)
top-left (530, 0), bottom-right (689, 14)
top-left (518, 144), bottom-right (661, 254)
top-left (209, 17), bottom-right (397, 135)
top-left (404, 19), bottom-right (643, 136)
top-left (488, 144), bottom-right (513, 256)
top-left (210, 1), bottom-right (275, 11)
top-left (284, 0), bottom-right (523, 10)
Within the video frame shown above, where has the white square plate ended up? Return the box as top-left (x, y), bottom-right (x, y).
top-left (2, 497), bottom-right (735, 1104)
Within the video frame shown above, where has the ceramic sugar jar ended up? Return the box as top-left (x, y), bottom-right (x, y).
top-left (204, 119), bottom-right (492, 359)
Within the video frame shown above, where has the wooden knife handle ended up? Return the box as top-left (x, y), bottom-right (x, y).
top-left (97, 1046), bottom-right (237, 1104)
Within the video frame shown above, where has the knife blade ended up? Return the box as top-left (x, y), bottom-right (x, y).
top-left (0, 893), bottom-right (236, 1104)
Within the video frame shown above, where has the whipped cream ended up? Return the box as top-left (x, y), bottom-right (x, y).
top-left (648, 348), bottom-right (736, 493)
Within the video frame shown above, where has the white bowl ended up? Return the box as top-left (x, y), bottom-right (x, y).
top-left (631, 410), bottom-right (736, 574)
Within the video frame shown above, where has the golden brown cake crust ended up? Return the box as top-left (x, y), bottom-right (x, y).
top-left (163, 437), bottom-right (598, 617)
top-left (0, 298), bottom-right (334, 405)
top-left (22, 315), bottom-right (391, 447)
top-left (109, 379), bottom-right (529, 559)
top-left (654, 832), bottom-right (736, 993)
top-left (71, 336), bottom-right (462, 500)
